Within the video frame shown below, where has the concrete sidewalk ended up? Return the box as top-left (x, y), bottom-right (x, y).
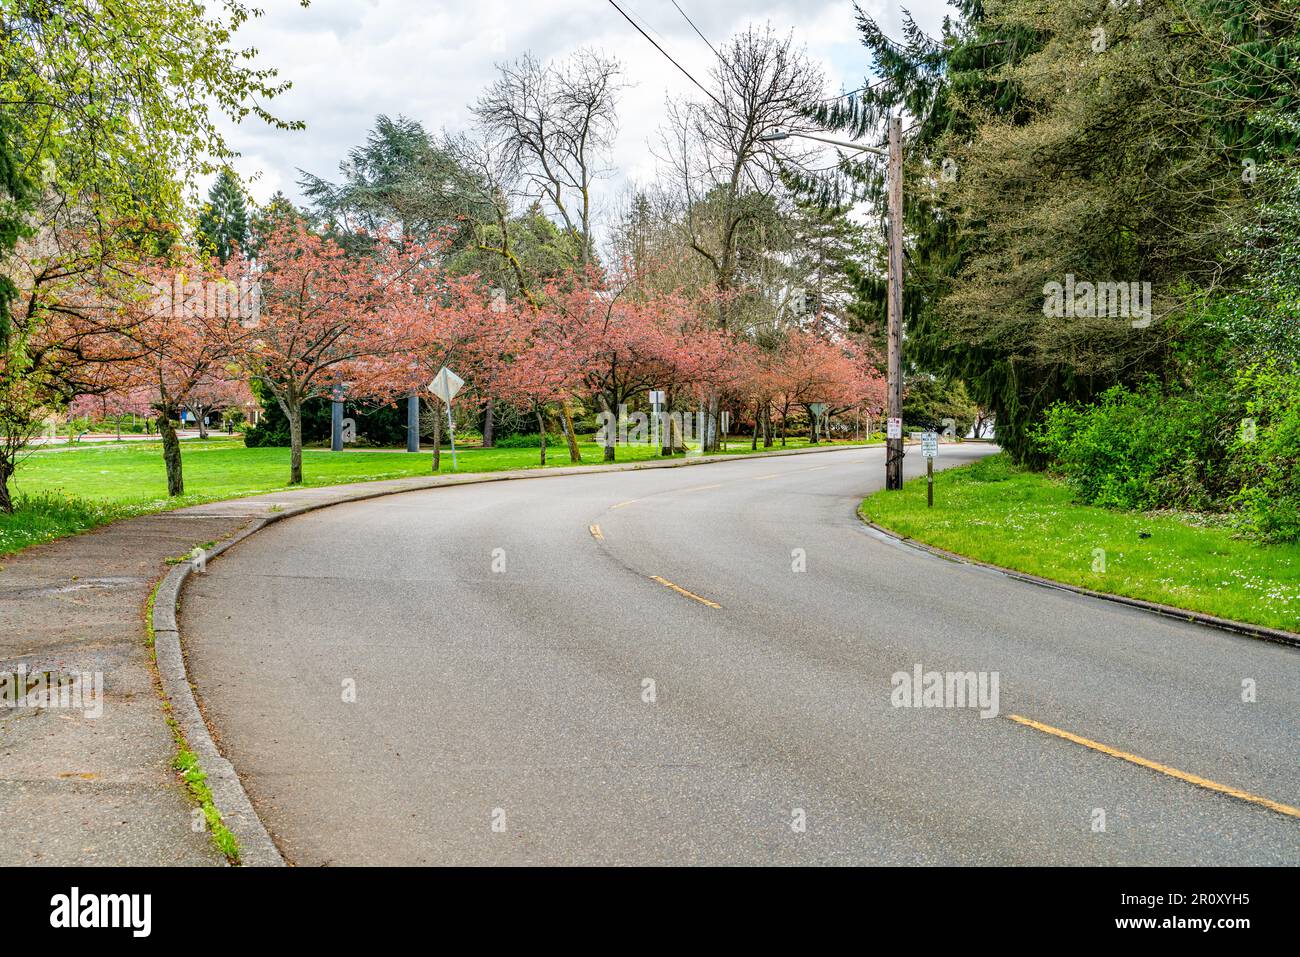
top-left (0, 442), bottom-right (877, 865)
top-left (0, 510), bottom-right (247, 865)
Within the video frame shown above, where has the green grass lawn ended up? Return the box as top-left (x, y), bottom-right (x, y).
top-left (1, 434), bottom-right (875, 558)
top-left (860, 453), bottom-right (1300, 634)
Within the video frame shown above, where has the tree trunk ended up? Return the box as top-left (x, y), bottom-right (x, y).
top-left (561, 400), bottom-right (581, 463)
top-left (702, 392), bottom-right (720, 453)
top-left (536, 408), bottom-right (547, 466)
top-left (0, 456), bottom-right (15, 514)
top-left (751, 401), bottom-right (758, 451)
top-left (482, 398), bottom-right (495, 448)
top-left (599, 394), bottom-right (615, 463)
top-left (287, 404), bottom-right (304, 485)
top-left (196, 406), bottom-right (209, 440)
top-left (431, 408), bottom-right (441, 472)
top-left (158, 413), bottom-right (185, 496)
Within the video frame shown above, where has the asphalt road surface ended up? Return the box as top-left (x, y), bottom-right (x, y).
top-left (182, 444), bottom-right (1300, 865)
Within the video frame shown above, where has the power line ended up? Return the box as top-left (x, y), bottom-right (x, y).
top-left (670, 0), bottom-right (720, 59)
top-left (605, 0), bottom-right (725, 110)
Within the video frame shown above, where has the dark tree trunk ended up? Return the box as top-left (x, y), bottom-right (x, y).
top-left (0, 456), bottom-right (15, 514)
top-left (431, 409), bottom-right (442, 472)
top-left (287, 405), bottom-right (303, 485)
top-left (763, 403), bottom-right (773, 448)
top-left (536, 408), bottom-right (547, 466)
top-left (482, 398), bottom-right (495, 448)
top-left (158, 413), bottom-right (185, 496)
top-left (599, 394), bottom-right (616, 463)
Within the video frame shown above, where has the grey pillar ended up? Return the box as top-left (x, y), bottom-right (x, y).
top-left (331, 389), bottom-right (344, 452)
top-left (406, 393), bottom-right (420, 453)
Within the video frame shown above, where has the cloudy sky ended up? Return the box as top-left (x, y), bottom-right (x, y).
top-left (217, 0), bottom-right (950, 219)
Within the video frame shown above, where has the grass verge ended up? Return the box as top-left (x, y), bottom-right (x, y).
top-left (2, 436), bottom-right (876, 558)
top-left (860, 453), bottom-right (1300, 633)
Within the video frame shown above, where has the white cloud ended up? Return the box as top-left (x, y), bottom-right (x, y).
top-left (213, 0), bottom-right (950, 220)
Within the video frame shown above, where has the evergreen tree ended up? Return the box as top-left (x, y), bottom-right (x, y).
top-left (197, 168), bottom-right (250, 264)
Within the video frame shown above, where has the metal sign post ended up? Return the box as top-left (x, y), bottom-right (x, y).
top-left (922, 430), bottom-right (938, 507)
top-left (428, 366), bottom-right (466, 471)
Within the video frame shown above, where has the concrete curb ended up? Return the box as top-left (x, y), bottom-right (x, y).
top-left (856, 516), bottom-right (1300, 649)
top-left (152, 441), bottom-right (884, 865)
top-left (154, 555), bottom-right (284, 866)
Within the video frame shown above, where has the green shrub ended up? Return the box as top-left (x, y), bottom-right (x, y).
top-left (1231, 363), bottom-right (1300, 542)
top-left (491, 433), bottom-right (545, 448)
top-left (1036, 382), bottom-right (1234, 511)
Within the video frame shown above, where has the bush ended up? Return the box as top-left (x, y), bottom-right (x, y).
top-left (1035, 381), bottom-right (1235, 512)
top-left (1035, 363), bottom-right (1300, 542)
top-left (1231, 363), bottom-right (1300, 542)
top-left (492, 432), bottom-right (545, 448)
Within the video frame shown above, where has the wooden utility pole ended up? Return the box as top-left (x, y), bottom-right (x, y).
top-left (885, 114), bottom-right (905, 491)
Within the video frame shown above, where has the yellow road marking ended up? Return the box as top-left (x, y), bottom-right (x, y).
top-left (754, 473), bottom-right (781, 481)
top-left (610, 500), bottom-right (637, 509)
top-left (650, 576), bottom-right (721, 609)
top-left (683, 483), bottom-right (723, 492)
top-left (1007, 714), bottom-right (1300, 820)
top-left (803, 466), bottom-right (829, 472)
top-left (588, 524), bottom-right (603, 541)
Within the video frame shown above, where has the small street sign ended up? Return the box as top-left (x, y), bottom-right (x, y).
top-left (427, 367), bottom-right (464, 470)
top-left (648, 390), bottom-right (665, 407)
top-left (887, 417), bottom-right (902, 439)
top-left (428, 367), bottom-right (465, 404)
top-left (922, 431), bottom-right (939, 507)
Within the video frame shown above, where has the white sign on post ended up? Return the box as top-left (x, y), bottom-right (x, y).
top-left (648, 390), bottom-right (665, 407)
top-left (428, 366), bottom-right (465, 470)
top-left (429, 367), bottom-right (464, 404)
top-left (922, 431), bottom-right (938, 458)
top-left (887, 417), bottom-right (903, 439)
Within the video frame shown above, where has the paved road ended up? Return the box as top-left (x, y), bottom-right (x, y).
top-left (182, 445), bottom-right (1300, 865)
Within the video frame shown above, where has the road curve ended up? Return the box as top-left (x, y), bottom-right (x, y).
top-left (181, 444), bottom-right (1300, 865)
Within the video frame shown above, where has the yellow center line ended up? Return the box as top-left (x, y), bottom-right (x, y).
top-left (803, 465), bottom-right (829, 472)
top-left (682, 483), bottom-right (723, 492)
top-left (753, 473), bottom-right (781, 481)
top-left (650, 576), bottom-right (722, 609)
top-left (1007, 714), bottom-right (1300, 820)
top-left (588, 524), bottom-right (603, 541)
top-left (610, 500), bottom-right (638, 509)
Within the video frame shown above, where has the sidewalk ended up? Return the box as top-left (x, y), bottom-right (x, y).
top-left (0, 442), bottom-right (876, 865)
top-left (0, 509), bottom-right (248, 865)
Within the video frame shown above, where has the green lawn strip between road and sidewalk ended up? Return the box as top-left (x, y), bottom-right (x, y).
top-left (859, 453), bottom-right (1300, 634)
top-left (1, 436), bottom-right (880, 558)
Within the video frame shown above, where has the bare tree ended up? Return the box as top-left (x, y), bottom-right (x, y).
top-left (659, 25), bottom-right (825, 450)
top-left (469, 49), bottom-right (623, 460)
top-left (472, 49), bottom-right (624, 268)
